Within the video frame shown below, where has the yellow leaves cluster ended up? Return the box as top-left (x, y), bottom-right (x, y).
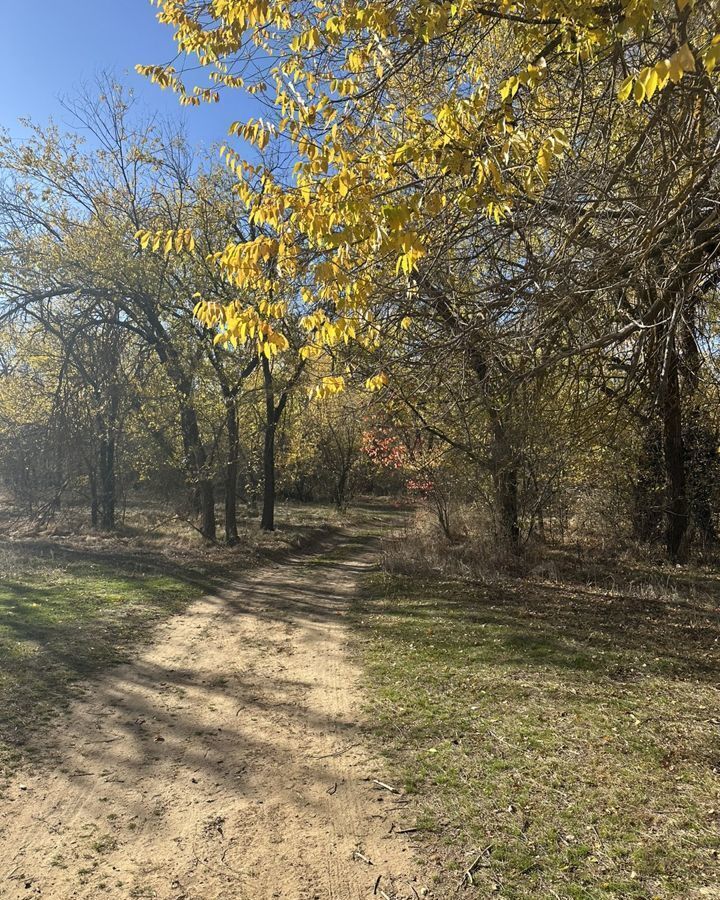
top-left (536, 128), bottom-right (570, 181)
top-left (214, 235), bottom-right (279, 287)
top-left (411, 0), bottom-right (452, 43)
top-left (144, 0), bottom-right (720, 393)
top-left (300, 309), bottom-right (357, 345)
top-left (393, 233), bottom-right (426, 276)
top-left (703, 35), bottom-right (720, 74)
top-left (257, 297), bottom-right (287, 318)
top-left (135, 64), bottom-right (176, 90)
top-left (365, 372), bottom-right (389, 392)
top-left (617, 44), bottom-right (696, 104)
top-left (299, 344), bottom-right (323, 360)
top-left (500, 59), bottom-right (547, 102)
top-left (290, 26), bottom-right (323, 52)
top-left (308, 375), bottom-right (345, 401)
top-left (135, 65), bottom-right (219, 104)
top-left (193, 298), bottom-right (225, 328)
top-left (135, 227), bottom-right (195, 255)
top-left (193, 297), bottom-right (289, 358)
top-left (228, 118), bottom-right (275, 151)
top-left (213, 0), bottom-right (276, 29)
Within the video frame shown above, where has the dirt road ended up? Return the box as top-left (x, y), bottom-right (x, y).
top-left (0, 534), bottom-right (427, 899)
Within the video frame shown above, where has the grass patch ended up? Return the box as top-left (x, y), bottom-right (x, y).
top-left (355, 571), bottom-right (720, 898)
top-left (0, 542), bottom-right (204, 773)
top-left (90, 834), bottom-right (119, 855)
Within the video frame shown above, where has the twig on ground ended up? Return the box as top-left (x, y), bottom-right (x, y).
top-left (458, 844), bottom-right (493, 889)
top-left (312, 742), bottom-right (361, 759)
top-left (372, 779), bottom-right (400, 793)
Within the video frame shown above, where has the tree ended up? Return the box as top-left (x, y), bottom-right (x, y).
top-left (141, 0), bottom-right (720, 558)
top-left (0, 80), bottom-right (241, 539)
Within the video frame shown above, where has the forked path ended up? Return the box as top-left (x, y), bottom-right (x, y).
top-left (0, 535), bottom-right (427, 899)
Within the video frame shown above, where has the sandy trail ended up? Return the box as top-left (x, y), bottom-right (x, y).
top-left (0, 535), bottom-right (427, 900)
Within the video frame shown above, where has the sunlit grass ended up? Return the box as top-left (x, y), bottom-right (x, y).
top-left (355, 571), bottom-right (720, 899)
top-left (0, 545), bottom-right (203, 773)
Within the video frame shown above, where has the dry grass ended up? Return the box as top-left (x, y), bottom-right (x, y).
top-left (381, 506), bottom-right (542, 581)
top-left (0, 495), bottom-right (351, 563)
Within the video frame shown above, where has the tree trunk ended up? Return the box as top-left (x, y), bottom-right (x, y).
top-left (89, 467), bottom-right (98, 528)
top-left (198, 478), bottom-right (217, 542)
top-left (98, 432), bottom-right (115, 530)
top-left (663, 339), bottom-right (689, 562)
top-left (180, 404), bottom-right (216, 542)
top-left (258, 356), bottom-right (301, 531)
top-left (466, 335), bottom-right (520, 549)
top-left (261, 421), bottom-right (276, 532)
top-left (490, 413), bottom-right (520, 548)
top-left (335, 467), bottom-right (349, 510)
top-left (152, 334), bottom-right (216, 542)
top-left (261, 357), bottom-right (276, 532)
top-left (224, 392), bottom-right (240, 546)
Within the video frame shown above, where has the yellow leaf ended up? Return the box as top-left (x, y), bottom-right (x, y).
top-left (668, 44), bottom-right (695, 83)
top-left (639, 67), bottom-right (658, 101)
top-left (365, 372), bottom-right (389, 391)
top-left (617, 76), bottom-right (634, 102)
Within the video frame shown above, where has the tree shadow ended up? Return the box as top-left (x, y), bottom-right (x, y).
top-left (0, 526), bottom-right (355, 761)
top-left (357, 570), bottom-right (720, 684)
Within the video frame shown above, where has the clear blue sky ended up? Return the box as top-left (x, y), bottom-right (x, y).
top-left (1, 0), bottom-right (257, 149)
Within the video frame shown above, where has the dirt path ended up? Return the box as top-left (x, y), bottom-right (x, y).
top-left (0, 535), bottom-right (428, 900)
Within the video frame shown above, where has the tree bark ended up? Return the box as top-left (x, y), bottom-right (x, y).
top-left (261, 356), bottom-right (277, 532)
top-left (490, 413), bottom-right (520, 548)
top-left (179, 404), bottom-right (216, 542)
top-left (224, 392), bottom-right (240, 546)
top-left (153, 335), bottom-right (216, 542)
top-left (663, 338), bottom-right (690, 562)
top-left (335, 467), bottom-right (349, 510)
top-left (259, 355), bottom-right (303, 531)
top-left (89, 466), bottom-right (98, 528)
top-left (466, 332), bottom-right (520, 549)
top-left (208, 355), bottom-right (258, 545)
top-left (98, 432), bottom-right (115, 530)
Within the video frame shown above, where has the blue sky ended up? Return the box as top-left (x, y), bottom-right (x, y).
top-left (1, 1), bottom-right (256, 149)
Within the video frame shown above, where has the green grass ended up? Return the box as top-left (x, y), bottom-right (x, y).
top-left (355, 571), bottom-right (720, 899)
top-left (0, 543), bottom-right (204, 773)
